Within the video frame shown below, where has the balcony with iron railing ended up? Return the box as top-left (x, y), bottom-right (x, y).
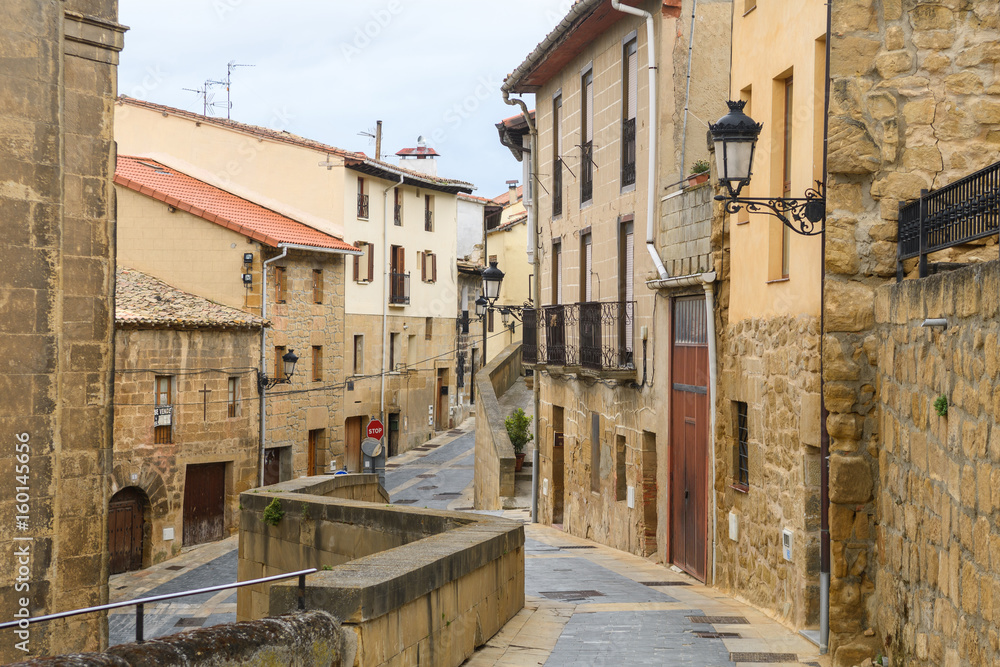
top-left (522, 301), bottom-right (635, 378)
top-left (357, 193), bottom-right (369, 219)
top-left (897, 159), bottom-right (1000, 280)
top-left (389, 272), bottom-right (409, 305)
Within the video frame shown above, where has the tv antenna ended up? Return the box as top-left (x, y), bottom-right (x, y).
top-left (183, 80), bottom-right (227, 117)
top-left (222, 60), bottom-right (254, 120)
top-left (357, 120), bottom-right (383, 160)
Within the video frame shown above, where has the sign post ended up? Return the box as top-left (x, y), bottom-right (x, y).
top-left (366, 419), bottom-right (384, 441)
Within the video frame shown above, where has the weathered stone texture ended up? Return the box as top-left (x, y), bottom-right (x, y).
top-left (874, 262), bottom-right (1000, 666)
top-left (0, 1), bottom-right (124, 662)
top-left (714, 314), bottom-right (822, 629)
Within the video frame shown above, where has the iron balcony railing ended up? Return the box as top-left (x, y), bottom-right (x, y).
top-left (897, 159), bottom-right (1000, 280)
top-left (553, 158), bottom-right (563, 217)
top-left (425, 209), bottom-right (433, 231)
top-left (394, 204), bottom-right (402, 226)
top-left (0, 568), bottom-right (315, 644)
top-left (389, 272), bottom-right (410, 305)
top-left (622, 117), bottom-right (636, 187)
top-left (357, 193), bottom-right (370, 219)
top-left (522, 301), bottom-right (634, 373)
top-left (581, 141), bottom-right (594, 203)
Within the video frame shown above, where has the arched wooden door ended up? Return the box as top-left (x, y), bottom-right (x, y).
top-left (109, 487), bottom-right (145, 574)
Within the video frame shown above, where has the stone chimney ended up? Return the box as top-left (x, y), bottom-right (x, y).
top-left (506, 179), bottom-right (519, 205)
top-left (395, 136), bottom-right (439, 177)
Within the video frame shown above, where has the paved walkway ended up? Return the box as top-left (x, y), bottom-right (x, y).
top-left (107, 419), bottom-right (828, 666)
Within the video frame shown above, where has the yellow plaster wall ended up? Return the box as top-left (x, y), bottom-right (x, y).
top-left (727, 0), bottom-right (827, 321)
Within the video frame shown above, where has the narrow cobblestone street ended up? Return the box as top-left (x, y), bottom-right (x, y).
top-left (107, 421), bottom-right (826, 665)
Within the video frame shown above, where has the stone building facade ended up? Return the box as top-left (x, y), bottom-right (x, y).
top-left (114, 156), bottom-right (356, 482)
top-left (0, 1), bottom-right (125, 661)
top-left (503, 0), bottom-right (731, 559)
top-left (113, 268), bottom-right (263, 568)
top-left (823, 1), bottom-right (1000, 664)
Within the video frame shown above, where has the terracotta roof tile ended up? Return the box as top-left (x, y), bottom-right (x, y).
top-left (116, 156), bottom-right (360, 253)
top-left (116, 268), bottom-right (266, 329)
top-left (492, 185), bottom-right (524, 207)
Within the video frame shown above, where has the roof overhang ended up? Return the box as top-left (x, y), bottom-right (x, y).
top-left (496, 112), bottom-right (533, 162)
top-left (345, 159), bottom-right (474, 195)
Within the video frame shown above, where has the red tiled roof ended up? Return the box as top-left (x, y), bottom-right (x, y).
top-left (115, 156), bottom-right (360, 254)
top-left (493, 186), bottom-right (524, 207)
top-left (116, 268), bottom-right (266, 329)
top-left (396, 146), bottom-right (440, 157)
top-left (116, 96), bottom-right (474, 192)
top-left (489, 211), bottom-right (528, 233)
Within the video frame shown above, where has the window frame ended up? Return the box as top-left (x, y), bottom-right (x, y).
top-left (154, 375), bottom-right (173, 444)
top-left (312, 346), bottom-right (323, 382)
top-left (312, 269), bottom-right (323, 304)
top-left (274, 266), bottom-right (287, 304)
top-left (227, 377), bottom-right (238, 418)
top-left (733, 401), bottom-right (750, 492)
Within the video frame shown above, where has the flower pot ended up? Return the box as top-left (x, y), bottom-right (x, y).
top-left (515, 452), bottom-right (526, 472)
top-left (687, 172), bottom-right (709, 186)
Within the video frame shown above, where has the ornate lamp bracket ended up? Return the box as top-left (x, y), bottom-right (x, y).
top-left (716, 181), bottom-right (826, 236)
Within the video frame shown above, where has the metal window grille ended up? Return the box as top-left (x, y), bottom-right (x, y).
top-left (736, 401), bottom-right (749, 488)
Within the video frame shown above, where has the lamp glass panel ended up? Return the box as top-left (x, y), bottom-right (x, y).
top-left (723, 139), bottom-right (755, 182)
top-left (483, 276), bottom-right (502, 300)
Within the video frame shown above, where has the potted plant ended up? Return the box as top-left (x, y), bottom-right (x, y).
top-left (687, 158), bottom-right (711, 186)
top-left (505, 408), bottom-right (533, 472)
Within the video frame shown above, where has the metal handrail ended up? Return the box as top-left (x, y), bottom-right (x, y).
top-left (0, 567), bottom-right (317, 643)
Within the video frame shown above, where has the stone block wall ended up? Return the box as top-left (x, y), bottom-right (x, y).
top-left (0, 2), bottom-right (124, 661)
top-left (714, 314), bottom-right (823, 628)
top-left (825, 2), bottom-right (1000, 662)
top-left (660, 182), bottom-right (714, 277)
top-left (113, 325), bottom-right (261, 564)
top-left (473, 343), bottom-right (520, 510)
top-left (873, 262), bottom-right (1000, 666)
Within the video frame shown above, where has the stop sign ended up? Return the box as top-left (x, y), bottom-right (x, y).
top-left (367, 419), bottom-right (384, 440)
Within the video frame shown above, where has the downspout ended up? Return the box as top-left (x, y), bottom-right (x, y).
top-left (381, 174), bottom-right (405, 430)
top-left (678, 0), bottom-right (699, 185)
top-left (820, 0), bottom-right (833, 655)
top-left (502, 90), bottom-right (541, 523)
top-left (611, 0), bottom-right (669, 280)
top-left (259, 247), bottom-right (288, 486)
top-left (703, 275), bottom-right (718, 585)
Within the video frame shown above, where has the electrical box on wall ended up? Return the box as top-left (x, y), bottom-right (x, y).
top-left (542, 478), bottom-right (549, 496)
top-left (729, 511), bottom-right (739, 541)
top-left (782, 528), bottom-right (793, 561)
top-left (626, 486), bottom-right (635, 509)
top-left (163, 527), bottom-right (175, 541)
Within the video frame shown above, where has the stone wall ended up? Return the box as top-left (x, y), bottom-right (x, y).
top-left (237, 476), bottom-right (524, 667)
top-left (473, 342), bottom-right (521, 510)
top-left (873, 262), bottom-right (1000, 666)
top-left (113, 325), bottom-right (261, 565)
top-left (825, 1), bottom-right (1000, 662)
top-left (10, 611), bottom-right (350, 666)
top-left (714, 314), bottom-right (823, 628)
top-left (659, 182), bottom-right (714, 277)
top-left (0, 2), bottom-right (125, 661)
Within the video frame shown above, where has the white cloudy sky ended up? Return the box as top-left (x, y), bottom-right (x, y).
top-left (117, 1), bottom-right (574, 198)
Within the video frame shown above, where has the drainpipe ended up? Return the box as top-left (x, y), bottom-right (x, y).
top-left (502, 90), bottom-right (541, 523)
top-left (381, 174), bottom-right (405, 431)
top-left (703, 275), bottom-right (718, 584)
top-left (259, 247), bottom-right (288, 486)
top-left (678, 0), bottom-right (699, 185)
top-left (611, 0), bottom-right (669, 280)
top-left (820, 0), bottom-right (833, 654)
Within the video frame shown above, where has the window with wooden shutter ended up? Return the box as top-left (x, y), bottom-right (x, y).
top-left (274, 266), bottom-right (286, 303)
top-left (227, 377), bottom-right (238, 418)
top-left (420, 251), bottom-right (426, 282)
top-left (366, 243), bottom-right (374, 282)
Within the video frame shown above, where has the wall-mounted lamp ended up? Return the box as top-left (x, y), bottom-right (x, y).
top-left (242, 273), bottom-right (253, 286)
top-left (709, 100), bottom-right (825, 236)
top-left (921, 318), bottom-right (948, 329)
top-left (258, 349), bottom-right (298, 392)
top-left (243, 253), bottom-right (254, 265)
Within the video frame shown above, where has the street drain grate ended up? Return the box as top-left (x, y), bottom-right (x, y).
top-left (728, 653), bottom-right (798, 663)
top-left (174, 617), bottom-right (206, 628)
top-left (694, 631), bottom-right (741, 639)
top-left (165, 565), bottom-right (186, 571)
top-left (557, 545), bottom-right (596, 549)
top-left (640, 581), bottom-right (690, 586)
top-left (687, 615), bottom-right (750, 625)
top-left (393, 499), bottom-right (418, 505)
top-left (539, 590), bottom-right (605, 602)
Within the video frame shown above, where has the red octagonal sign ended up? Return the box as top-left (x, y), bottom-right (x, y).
top-left (366, 419), bottom-right (384, 440)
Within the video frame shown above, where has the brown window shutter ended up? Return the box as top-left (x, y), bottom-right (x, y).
top-left (432, 253), bottom-right (437, 282)
top-left (367, 245), bottom-right (374, 282)
top-left (420, 251), bottom-right (426, 281)
top-left (353, 250), bottom-right (360, 281)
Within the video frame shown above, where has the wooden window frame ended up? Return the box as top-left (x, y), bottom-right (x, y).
top-left (227, 377), bottom-right (238, 418)
top-left (274, 266), bottom-right (287, 304)
top-left (154, 375), bottom-right (173, 444)
top-left (312, 346), bottom-right (323, 382)
top-left (312, 269), bottom-right (323, 304)
top-left (353, 242), bottom-right (375, 283)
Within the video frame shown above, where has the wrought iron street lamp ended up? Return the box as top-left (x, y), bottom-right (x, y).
top-left (481, 260), bottom-right (505, 304)
top-left (475, 295), bottom-right (488, 318)
top-left (258, 349), bottom-right (299, 391)
top-left (710, 100), bottom-right (825, 236)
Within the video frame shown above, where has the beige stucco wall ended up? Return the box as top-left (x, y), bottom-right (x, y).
top-left (484, 220), bottom-right (529, 364)
top-left (112, 326), bottom-right (261, 565)
top-left (727, 0), bottom-right (826, 321)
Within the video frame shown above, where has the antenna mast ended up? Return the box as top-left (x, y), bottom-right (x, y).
top-left (224, 61), bottom-right (255, 120)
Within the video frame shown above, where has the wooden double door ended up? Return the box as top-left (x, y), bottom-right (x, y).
top-left (183, 463), bottom-right (226, 547)
top-left (109, 488), bottom-right (145, 574)
top-left (670, 296), bottom-right (709, 582)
